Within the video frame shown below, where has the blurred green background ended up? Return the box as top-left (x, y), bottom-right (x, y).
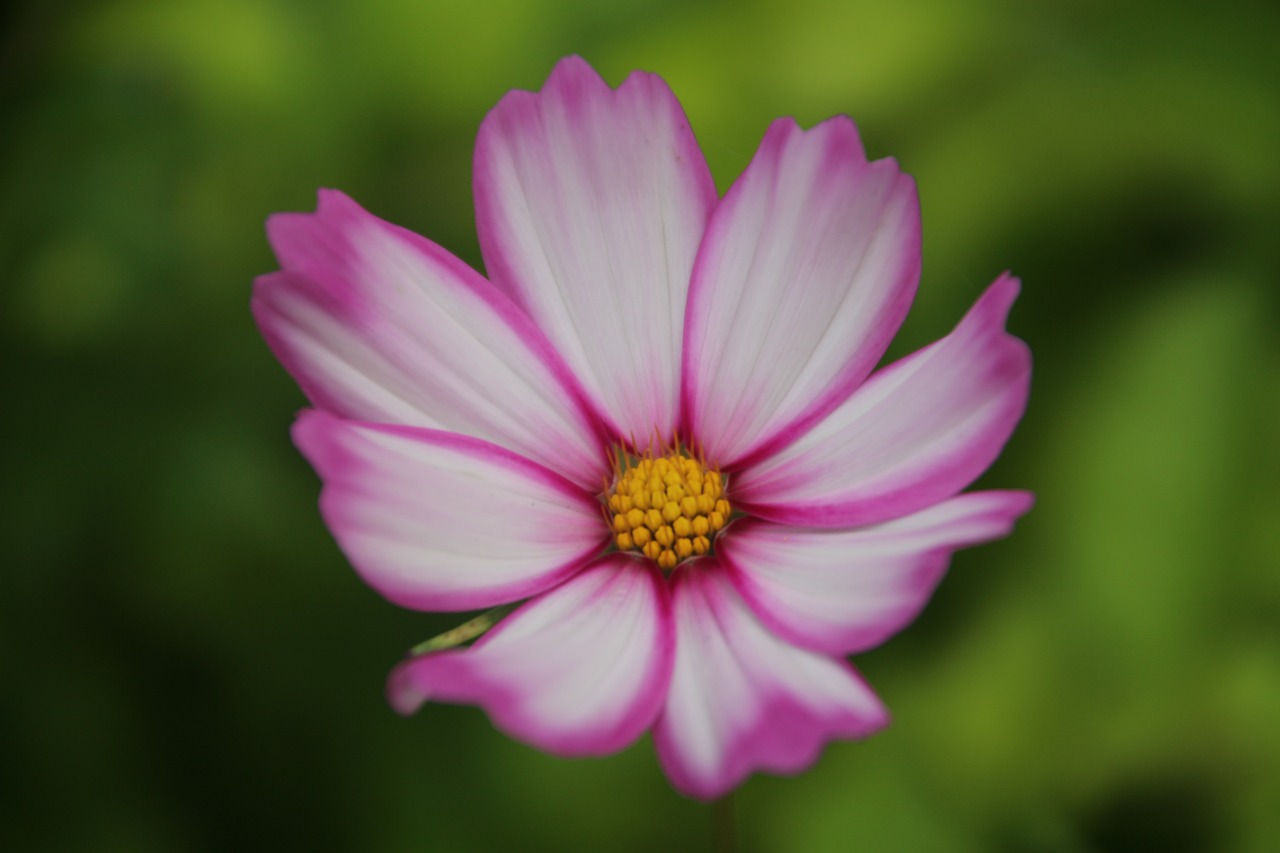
top-left (4, 0), bottom-right (1278, 850)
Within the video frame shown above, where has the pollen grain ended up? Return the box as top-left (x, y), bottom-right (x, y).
top-left (607, 450), bottom-right (729, 570)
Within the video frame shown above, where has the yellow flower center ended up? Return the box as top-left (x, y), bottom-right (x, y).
top-left (606, 450), bottom-right (731, 570)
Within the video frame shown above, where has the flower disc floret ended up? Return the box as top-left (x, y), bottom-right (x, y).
top-left (607, 451), bottom-right (730, 570)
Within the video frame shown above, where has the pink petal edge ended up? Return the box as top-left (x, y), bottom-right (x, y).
top-left (293, 409), bottom-right (608, 612)
top-left (682, 115), bottom-right (921, 469)
top-left (387, 554), bottom-right (674, 757)
top-left (475, 55), bottom-right (718, 446)
top-left (733, 273), bottom-right (1031, 527)
top-left (721, 490), bottom-right (1034, 656)
top-left (653, 560), bottom-right (889, 800)
top-left (254, 189), bottom-right (607, 490)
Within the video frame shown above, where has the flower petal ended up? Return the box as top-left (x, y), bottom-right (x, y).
top-left (682, 116), bottom-right (921, 468)
top-left (387, 554), bottom-right (673, 757)
top-left (733, 274), bottom-right (1031, 527)
top-left (474, 55), bottom-right (718, 444)
top-left (293, 410), bottom-right (607, 612)
top-left (721, 491), bottom-right (1033, 656)
top-left (253, 189), bottom-right (605, 489)
top-left (653, 561), bottom-right (889, 800)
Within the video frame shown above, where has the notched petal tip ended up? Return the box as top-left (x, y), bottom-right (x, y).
top-left (538, 55), bottom-right (678, 105)
top-left (480, 55), bottom-right (608, 128)
top-left (261, 188), bottom-right (375, 284)
top-left (683, 109), bottom-right (921, 467)
top-left (766, 113), bottom-right (871, 167)
top-left (733, 267), bottom-right (1032, 528)
top-left (264, 186), bottom-right (353, 235)
top-left (255, 186), bottom-right (608, 487)
top-left (977, 271), bottom-right (1024, 321)
top-left (474, 53), bottom-right (715, 445)
top-left (655, 565), bottom-right (892, 799)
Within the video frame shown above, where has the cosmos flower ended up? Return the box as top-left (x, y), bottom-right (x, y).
top-left (253, 56), bottom-right (1032, 800)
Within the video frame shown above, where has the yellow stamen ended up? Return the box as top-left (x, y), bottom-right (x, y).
top-left (606, 447), bottom-right (730, 570)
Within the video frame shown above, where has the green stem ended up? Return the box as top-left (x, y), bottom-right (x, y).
top-left (713, 792), bottom-right (737, 853)
top-left (408, 604), bottom-right (515, 656)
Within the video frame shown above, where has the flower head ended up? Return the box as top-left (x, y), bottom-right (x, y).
top-left (253, 56), bottom-right (1032, 800)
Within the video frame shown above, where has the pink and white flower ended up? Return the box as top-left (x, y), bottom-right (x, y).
top-left (253, 56), bottom-right (1032, 800)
